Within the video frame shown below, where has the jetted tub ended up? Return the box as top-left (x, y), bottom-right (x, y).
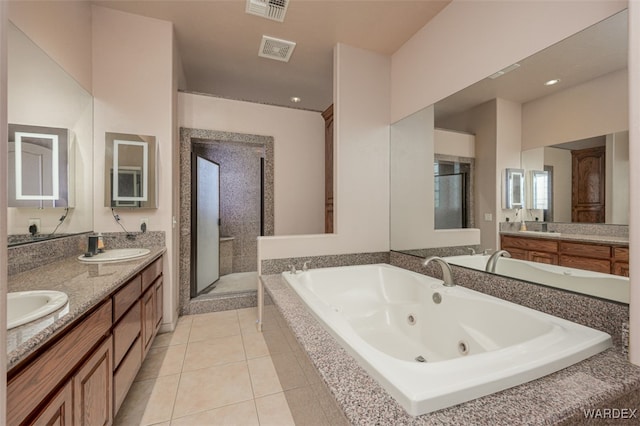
top-left (445, 254), bottom-right (629, 304)
top-left (282, 264), bottom-right (611, 416)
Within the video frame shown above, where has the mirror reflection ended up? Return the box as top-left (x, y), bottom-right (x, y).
top-left (390, 10), bottom-right (628, 302)
top-left (7, 22), bottom-right (93, 246)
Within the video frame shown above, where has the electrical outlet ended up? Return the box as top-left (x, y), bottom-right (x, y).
top-left (140, 218), bottom-right (149, 233)
top-left (484, 213), bottom-right (493, 222)
top-left (28, 218), bottom-right (41, 234)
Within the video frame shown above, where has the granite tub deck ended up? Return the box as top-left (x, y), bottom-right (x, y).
top-left (261, 273), bottom-right (640, 425)
top-left (7, 247), bottom-right (166, 371)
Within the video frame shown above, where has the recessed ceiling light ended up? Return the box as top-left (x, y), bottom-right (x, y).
top-left (545, 79), bottom-right (561, 86)
top-left (290, 96), bottom-right (301, 103)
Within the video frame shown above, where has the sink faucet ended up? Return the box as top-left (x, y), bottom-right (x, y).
top-left (423, 256), bottom-right (455, 287)
top-left (485, 250), bottom-right (511, 273)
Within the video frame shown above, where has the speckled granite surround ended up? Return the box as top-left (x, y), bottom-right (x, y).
top-left (501, 221), bottom-right (629, 238)
top-left (260, 251), bottom-right (390, 275)
top-left (98, 231), bottom-right (165, 249)
top-left (7, 247), bottom-right (166, 371)
top-left (8, 233), bottom-right (76, 246)
top-left (392, 251), bottom-right (629, 347)
top-left (179, 127), bottom-right (273, 315)
top-left (8, 233), bottom-right (89, 276)
top-left (263, 270), bottom-right (640, 425)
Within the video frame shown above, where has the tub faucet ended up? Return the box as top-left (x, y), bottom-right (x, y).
top-left (467, 248), bottom-right (476, 255)
top-left (288, 264), bottom-right (297, 274)
top-left (423, 256), bottom-right (455, 287)
top-left (485, 250), bottom-right (511, 273)
top-left (302, 261), bottom-right (311, 272)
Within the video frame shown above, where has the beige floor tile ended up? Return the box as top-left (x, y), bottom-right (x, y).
top-left (152, 321), bottom-right (191, 348)
top-left (177, 315), bottom-right (194, 326)
top-left (242, 330), bottom-right (269, 359)
top-left (254, 392), bottom-right (295, 426)
top-left (238, 307), bottom-right (259, 332)
top-left (182, 335), bottom-right (246, 372)
top-left (172, 361), bottom-right (254, 418)
top-left (189, 317), bottom-right (241, 342)
top-left (135, 344), bottom-right (187, 381)
top-left (115, 374), bottom-right (180, 426)
top-left (247, 356), bottom-right (283, 398)
top-left (191, 309), bottom-right (238, 326)
top-left (170, 400), bottom-right (259, 426)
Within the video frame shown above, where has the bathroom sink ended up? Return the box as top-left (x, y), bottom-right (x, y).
top-left (7, 290), bottom-right (69, 329)
top-left (78, 248), bottom-right (151, 263)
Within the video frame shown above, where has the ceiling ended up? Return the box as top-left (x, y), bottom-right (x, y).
top-left (435, 9), bottom-right (628, 122)
top-left (93, 0), bottom-right (451, 112)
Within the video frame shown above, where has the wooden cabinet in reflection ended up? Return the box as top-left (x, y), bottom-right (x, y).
top-left (500, 234), bottom-right (627, 277)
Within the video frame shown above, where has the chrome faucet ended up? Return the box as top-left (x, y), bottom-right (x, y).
top-left (467, 247), bottom-right (476, 255)
top-left (302, 261), bottom-right (311, 272)
top-left (423, 256), bottom-right (455, 287)
top-left (288, 264), bottom-right (297, 274)
top-left (485, 250), bottom-right (511, 273)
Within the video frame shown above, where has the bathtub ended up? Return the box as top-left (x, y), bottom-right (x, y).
top-left (281, 264), bottom-right (611, 416)
top-left (445, 254), bottom-right (629, 304)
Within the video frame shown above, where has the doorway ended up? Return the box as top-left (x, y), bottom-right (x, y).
top-left (179, 128), bottom-right (274, 315)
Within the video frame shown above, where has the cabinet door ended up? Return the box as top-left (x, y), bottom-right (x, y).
top-left (32, 381), bottom-right (73, 426)
top-left (504, 247), bottom-right (527, 261)
top-left (613, 262), bottom-right (630, 277)
top-left (154, 277), bottom-right (163, 331)
top-left (142, 286), bottom-right (155, 357)
top-left (73, 336), bottom-right (113, 426)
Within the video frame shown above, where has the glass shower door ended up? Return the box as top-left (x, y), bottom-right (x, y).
top-left (192, 154), bottom-right (220, 296)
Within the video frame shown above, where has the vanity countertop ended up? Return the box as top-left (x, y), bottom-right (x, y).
top-left (7, 247), bottom-right (165, 371)
top-left (262, 273), bottom-right (640, 425)
top-left (500, 230), bottom-right (629, 246)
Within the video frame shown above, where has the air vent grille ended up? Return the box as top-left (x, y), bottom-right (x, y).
top-left (259, 35), bottom-right (296, 62)
top-left (246, 0), bottom-right (289, 22)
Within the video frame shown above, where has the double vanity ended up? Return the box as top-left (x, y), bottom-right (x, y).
top-left (6, 243), bottom-right (165, 425)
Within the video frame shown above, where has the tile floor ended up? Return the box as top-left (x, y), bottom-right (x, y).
top-left (114, 307), bottom-right (296, 425)
top-left (206, 272), bottom-right (258, 295)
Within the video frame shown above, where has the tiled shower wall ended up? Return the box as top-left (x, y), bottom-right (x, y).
top-left (195, 141), bottom-right (263, 273)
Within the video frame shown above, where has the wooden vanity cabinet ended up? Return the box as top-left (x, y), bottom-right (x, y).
top-left (500, 234), bottom-right (628, 276)
top-left (8, 255), bottom-right (164, 426)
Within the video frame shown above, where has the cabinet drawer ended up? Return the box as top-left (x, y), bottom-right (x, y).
top-left (560, 242), bottom-right (611, 259)
top-left (7, 301), bottom-right (112, 426)
top-left (113, 301), bottom-right (142, 368)
top-left (613, 247), bottom-right (629, 261)
top-left (142, 257), bottom-right (163, 291)
top-left (559, 255), bottom-right (611, 273)
top-left (501, 235), bottom-right (558, 253)
top-left (114, 336), bottom-right (142, 414)
top-left (504, 247), bottom-right (527, 261)
top-left (113, 276), bottom-right (141, 322)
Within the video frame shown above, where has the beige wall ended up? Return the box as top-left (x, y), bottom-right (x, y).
top-left (178, 93), bottom-right (325, 236)
top-left (1, 1), bottom-right (8, 421)
top-left (258, 43), bottom-right (390, 260)
top-left (606, 131), bottom-right (629, 224)
top-left (543, 147), bottom-right (572, 222)
top-left (8, 1), bottom-right (92, 92)
top-left (522, 69), bottom-right (628, 150)
top-left (92, 6), bottom-right (177, 327)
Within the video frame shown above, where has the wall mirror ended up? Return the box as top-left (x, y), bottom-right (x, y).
top-left (104, 132), bottom-right (158, 209)
top-left (7, 21), bottom-right (93, 246)
top-left (389, 9), bottom-right (628, 302)
top-left (529, 170), bottom-right (549, 210)
top-left (503, 168), bottom-right (525, 209)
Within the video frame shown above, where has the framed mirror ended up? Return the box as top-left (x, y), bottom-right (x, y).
top-left (504, 168), bottom-right (525, 209)
top-left (104, 132), bottom-right (158, 209)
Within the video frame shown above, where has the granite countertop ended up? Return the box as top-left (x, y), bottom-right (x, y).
top-left (7, 247), bottom-right (165, 371)
top-left (262, 274), bottom-right (640, 425)
top-left (500, 231), bottom-right (629, 246)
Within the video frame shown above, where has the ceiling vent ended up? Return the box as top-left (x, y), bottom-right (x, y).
top-left (488, 63), bottom-right (521, 79)
top-left (259, 35), bottom-right (296, 62)
top-left (246, 0), bottom-right (289, 22)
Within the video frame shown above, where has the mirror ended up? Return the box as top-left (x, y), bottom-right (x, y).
top-left (503, 168), bottom-right (525, 209)
top-left (7, 22), bottom-right (93, 245)
top-left (8, 124), bottom-right (72, 208)
top-left (104, 132), bottom-right (158, 209)
top-left (390, 10), bottom-right (628, 301)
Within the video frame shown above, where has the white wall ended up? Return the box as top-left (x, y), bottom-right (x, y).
top-left (92, 6), bottom-right (177, 327)
top-left (8, 1), bottom-right (92, 92)
top-left (522, 69), bottom-right (628, 150)
top-left (606, 131), bottom-right (629, 224)
top-left (178, 93), bottom-right (325, 236)
top-left (391, 1), bottom-right (626, 123)
top-left (496, 98), bottom-right (523, 229)
top-left (258, 43), bottom-right (390, 260)
top-left (543, 147), bottom-right (572, 223)
top-left (434, 129), bottom-right (475, 157)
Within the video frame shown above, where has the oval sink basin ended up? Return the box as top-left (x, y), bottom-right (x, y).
top-left (7, 290), bottom-right (69, 329)
top-left (78, 248), bottom-right (151, 263)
